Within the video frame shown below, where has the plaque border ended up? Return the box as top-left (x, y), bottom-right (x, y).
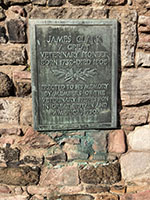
top-left (29, 19), bottom-right (118, 131)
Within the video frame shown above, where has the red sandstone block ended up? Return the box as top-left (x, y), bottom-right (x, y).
top-left (108, 130), bottom-right (126, 153)
top-left (40, 165), bottom-right (79, 186)
top-left (120, 190), bottom-right (150, 200)
top-left (13, 71), bottom-right (31, 82)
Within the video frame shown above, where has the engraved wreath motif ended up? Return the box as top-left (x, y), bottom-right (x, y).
top-left (52, 68), bottom-right (96, 82)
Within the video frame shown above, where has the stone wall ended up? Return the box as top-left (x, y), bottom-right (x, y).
top-left (0, 0), bottom-right (150, 199)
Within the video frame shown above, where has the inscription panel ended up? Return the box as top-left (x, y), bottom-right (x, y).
top-left (30, 19), bottom-right (118, 131)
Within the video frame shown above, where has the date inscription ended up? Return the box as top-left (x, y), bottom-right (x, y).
top-left (30, 20), bottom-right (118, 130)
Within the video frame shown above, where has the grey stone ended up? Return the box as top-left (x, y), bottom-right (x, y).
top-left (0, 26), bottom-right (7, 43)
top-left (4, 0), bottom-right (31, 5)
top-left (86, 131), bottom-right (108, 153)
top-left (46, 152), bottom-right (66, 165)
top-left (0, 72), bottom-right (13, 97)
top-left (68, 0), bottom-right (91, 5)
top-left (0, 7), bottom-right (6, 20)
top-left (63, 143), bottom-right (89, 161)
top-left (120, 152), bottom-right (150, 182)
top-left (121, 68), bottom-right (150, 106)
top-left (0, 99), bottom-right (20, 125)
top-left (48, 0), bottom-right (66, 6)
top-left (7, 19), bottom-right (26, 43)
top-left (0, 45), bottom-right (26, 65)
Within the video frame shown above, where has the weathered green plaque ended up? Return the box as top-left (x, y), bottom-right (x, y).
top-left (30, 19), bottom-right (118, 131)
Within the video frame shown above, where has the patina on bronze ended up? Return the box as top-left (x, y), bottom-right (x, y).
top-left (30, 19), bottom-right (118, 131)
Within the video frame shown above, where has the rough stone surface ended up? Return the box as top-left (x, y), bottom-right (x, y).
top-left (0, 45), bottom-right (26, 65)
top-left (0, 7), bottom-right (6, 20)
top-left (7, 19), bottom-right (26, 43)
top-left (27, 185), bottom-right (57, 196)
top-left (0, 185), bottom-right (11, 194)
top-left (79, 162), bottom-right (121, 184)
top-left (46, 152), bottom-right (66, 165)
top-left (13, 71), bottom-right (31, 81)
top-left (20, 101), bottom-right (32, 126)
top-left (108, 130), bottom-right (126, 153)
top-left (68, 0), bottom-right (91, 5)
top-left (23, 155), bottom-right (43, 166)
top-left (30, 195), bottom-right (44, 200)
top-left (0, 136), bottom-right (15, 148)
top-left (139, 34), bottom-right (150, 43)
top-left (59, 185), bottom-right (83, 194)
top-left (120, 106), bottom-right (149, 126)
top-left (128, 125), bottom-right (150, 151)
top-left (0, 195), bottom-right (29, 200)
top-left (0, 99), bottom-right (20, 124)
top-left (121, 69), bottom-right (150, 106)
top-left (137, 42), bottom-right (150, 51)
top-left (95, 193), bottom-right (118, 200)
top-left (126, 184), bottom-right (150, 193)
top-left (29, 7), bottom-right (107, 19)
top-left (139, 26), bottom-right (150, 33)
top-left (50, 195), bottom-right (94, 200)
top-left (86, 185), bottom-right (110, 193)
top-left (15, 82), bottom-right (31, 97)
top-left (4, 0), bottom-right (31, 5)
top-left (136, 52), bottom-right (150, 67)
top-left (0, 26), bottom-right (7, 43)
top-left (120, 152), bottom-right (150, 181)
top-left (3, 147), bottom-right (20, 166)
top-left (0, 166), bottom-right (40, 185)
top-left (19, 127), bottom-right (56, 148)
top-left (32, 0), bottom-right (46, 5)
top-left (107, 0), bottom-right (126, 5)
top-left (28, 185), bottom-right (83, 196)
top-left (40, 165), bottom-right (79, 186)
top-left (139, 16), bottom-right (150, 26)
top-left (120, 190), bottom-right (150, 200)
top-left (10, 6), bottom-right (26, 17)
top-left (110, 185), bottom-right (126, 194)
top-left (48, 0), bottom-right (66, 6)
top-left (63, 143), bottom-right (89, 161)
top-left (0, 72), bottom-right (13, 97)
top-left (86, 131), bottom-right (108, 153)
top-left (121, 10), bottom-right (137, 67)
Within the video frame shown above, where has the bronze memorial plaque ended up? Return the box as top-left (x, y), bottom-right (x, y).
top-left (30, 19), bottom-right (118, 131)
